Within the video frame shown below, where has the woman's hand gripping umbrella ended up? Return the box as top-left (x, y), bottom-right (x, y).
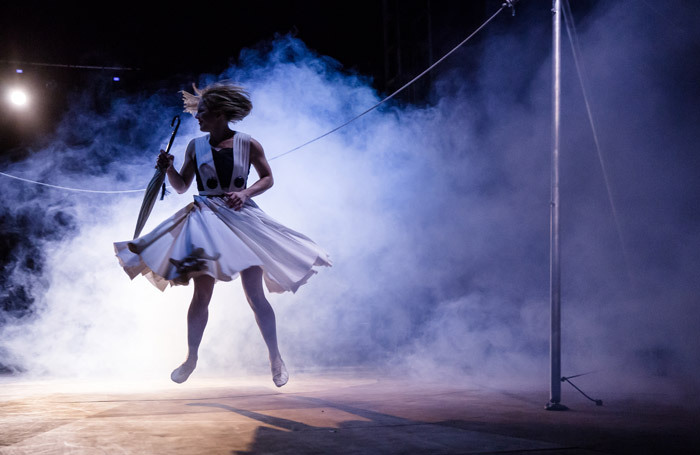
top-left (133, 115), bottom-right (181, 239)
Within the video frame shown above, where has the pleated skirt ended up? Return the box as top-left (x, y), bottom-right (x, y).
top-left (114, 196), bottom-right (331, 292)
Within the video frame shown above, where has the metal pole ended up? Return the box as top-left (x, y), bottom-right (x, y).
top-left (546, 0), bottom-right (568, 411)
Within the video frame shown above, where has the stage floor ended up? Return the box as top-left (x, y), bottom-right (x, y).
top-left (0, 369), bottom-right (698, 454)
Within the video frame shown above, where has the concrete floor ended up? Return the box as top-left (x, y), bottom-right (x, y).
top-left (0, 370), bottom-right (698, 454)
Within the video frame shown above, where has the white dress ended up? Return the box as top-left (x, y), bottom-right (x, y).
top-left (113, 132), bottom-right (331, 293)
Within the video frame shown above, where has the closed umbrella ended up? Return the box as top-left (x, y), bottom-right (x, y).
top-left (133, 115), bottom-right (181, 239)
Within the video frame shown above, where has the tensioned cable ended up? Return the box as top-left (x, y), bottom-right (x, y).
top-left (268, 1), bottom-right (514, 161)
top-left (0, 1), bottom-right (514, 194)
top-left (0, 60), bottom-right (140, 71)
top-left (0, 170), bottom-right (144, 194)
top-left (561, 371), bottom-right (603, 406)
top-left (561, 0), bottom-right (633, 282)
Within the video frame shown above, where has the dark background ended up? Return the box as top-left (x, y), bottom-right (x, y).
top-left (0, 1), bottom-right (519, 153)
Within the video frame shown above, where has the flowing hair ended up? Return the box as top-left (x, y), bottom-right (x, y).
top-left (181, 81), bottom-right (253, 122)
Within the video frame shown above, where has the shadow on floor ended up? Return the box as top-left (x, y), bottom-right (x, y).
top-left (187, 395), bottom-right (564, 455)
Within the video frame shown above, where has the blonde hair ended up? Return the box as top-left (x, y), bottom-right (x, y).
top-left (181, 81), bottom-right (253, 122)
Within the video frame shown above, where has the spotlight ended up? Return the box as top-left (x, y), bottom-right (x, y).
top-left (113, 76), bottom-right (121, 82)
top-left (7, 88), bottom-right (29, 107)
top-left (16, 69), bottom-right (23, 74)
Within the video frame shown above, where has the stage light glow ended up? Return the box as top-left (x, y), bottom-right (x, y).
top-left (7, 88), bottom-right (29, 107)
top-left (16, 68), bottom-right (23, 74)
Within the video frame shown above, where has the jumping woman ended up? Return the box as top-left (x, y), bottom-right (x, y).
top-left (114, 81), bottom-right (331, 387)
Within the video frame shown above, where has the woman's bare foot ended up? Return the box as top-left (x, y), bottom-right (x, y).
top-left (271, 357), bottom-right (288, 387)
top-left (171, 358), bottom-right (197, 384)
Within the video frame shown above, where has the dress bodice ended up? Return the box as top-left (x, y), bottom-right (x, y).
top-left (193, 132), bottom-right (251, 195)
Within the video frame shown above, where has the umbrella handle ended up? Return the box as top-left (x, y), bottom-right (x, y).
top-left (158, 115), bottom-right (181, 198)
top-left (164, 115), bottom-right (181, 155)
top-left (156, 115), bottom-right (181, 172)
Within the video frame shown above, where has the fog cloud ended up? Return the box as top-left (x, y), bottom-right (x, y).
top-left (1, 1), bottom-right (698, 400)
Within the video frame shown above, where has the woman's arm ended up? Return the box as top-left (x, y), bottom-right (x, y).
top-left (226, 138), bottom-right (273, 210)
top-left (159, 139), bottom-right (196, 194)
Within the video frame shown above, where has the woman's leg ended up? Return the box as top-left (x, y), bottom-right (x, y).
top-left (240, 266), bottom-right (288, 387)
top-left (171, 274), bottom-right (216, 383)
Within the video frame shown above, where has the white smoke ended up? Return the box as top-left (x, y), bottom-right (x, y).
top-left (1, 1), bottom-right (699, 402)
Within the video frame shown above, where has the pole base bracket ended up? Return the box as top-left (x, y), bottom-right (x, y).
top-left (545, 401), bottom-right (569, 411)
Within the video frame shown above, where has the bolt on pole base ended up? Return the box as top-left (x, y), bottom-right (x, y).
top-left (545, 401), bottom-right (569, 411)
